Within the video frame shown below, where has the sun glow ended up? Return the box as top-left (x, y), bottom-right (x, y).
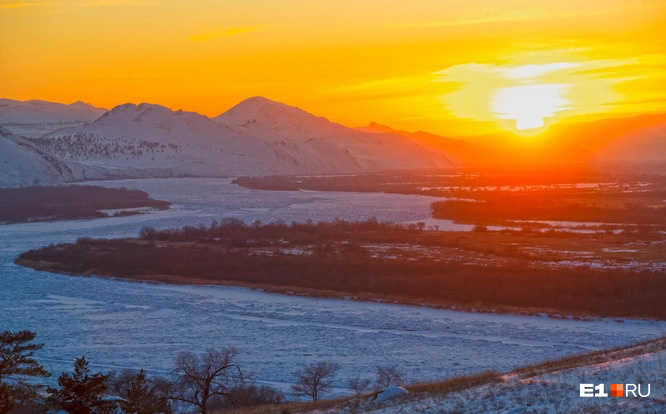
top-left (437, 59), bottom-right (633, 134)
top-left (1, 0), bottom-right (665, 137)
top-left (492, 83), bottom-right (571, 130)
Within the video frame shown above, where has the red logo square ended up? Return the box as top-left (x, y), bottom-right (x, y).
top-left (610, 383), bottom-right (623, 397)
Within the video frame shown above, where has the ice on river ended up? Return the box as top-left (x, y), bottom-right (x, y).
top-left (1, 178), bottom-right (663, 396)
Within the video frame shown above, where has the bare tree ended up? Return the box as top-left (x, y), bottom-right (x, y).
top-left (376, 365), bottom-right (405, 389)
top-left (292, 361), bottom-right (339, 402)
top-left (348, 375), bottom-right (371, 398)
top-left (170, 347), bottom-right (243, 414)
top-left (211, 383), bottom-right (282, 409)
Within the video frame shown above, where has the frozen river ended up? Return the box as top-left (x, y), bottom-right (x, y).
top-left (1, 178), bottom-right (663, 396)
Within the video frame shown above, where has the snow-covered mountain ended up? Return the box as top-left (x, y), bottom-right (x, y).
top-left (0, 98), bottom-right (105, 124)
top-left (37, 103), bottom-right (285, 178)
top-left (0, 127), bottom-right (70, 187)
top-left (30, 97), bottom-right (447, 181)
top-left (0, 98), bottom-right (107, 138)
top-left (215, 97), bottom-right (449, 172)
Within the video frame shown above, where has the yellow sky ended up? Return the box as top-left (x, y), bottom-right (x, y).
top-left (1, 0), bottom-right (665, 135)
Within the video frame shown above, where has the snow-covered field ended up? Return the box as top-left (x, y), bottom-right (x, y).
top-left (354, 347), bottom-right (665, 413)
top-left (1, 178), bottom-right (664, 397)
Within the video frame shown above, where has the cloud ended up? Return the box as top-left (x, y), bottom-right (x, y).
top-left (188, 26), bottom-right (262, 43)
top-left (433, 59), bottom-right (634, 128)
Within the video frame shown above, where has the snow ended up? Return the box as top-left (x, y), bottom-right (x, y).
top-left (215, 96), bottom-right (449, 171)
top-left (0, 98), bottom-right (106, 139)
top-left (1, 178), bottom-right (664, 399)
top-left (373, 386), bottom-right (409, 402)
top-left (355, 350), bottom-right (665, 413)
top-left (0, 126), bottom-right (67, 187)
top-left (39, 102), bottom-right (283, 178)
top-left (0, 98), bottom-right (105, 124)
top-left (13, 97), bottom-right (448, 183)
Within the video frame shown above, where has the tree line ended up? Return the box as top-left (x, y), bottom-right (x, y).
top-left (17, 219), bottom-right (666, 319)
top-left (431, 196), bottom-right (666, 225)
top-left (0, 186), bottom-right (169, 224)
top-left (1, 330), bottom-right (407, 414)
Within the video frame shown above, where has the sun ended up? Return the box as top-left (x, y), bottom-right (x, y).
top-left (491, 83), bottom-right (571, 130)
top-left (437, 61), bottom-right (608, 134)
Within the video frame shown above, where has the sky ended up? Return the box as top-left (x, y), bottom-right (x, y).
top-left (1, 0), bottom-right (665, 136)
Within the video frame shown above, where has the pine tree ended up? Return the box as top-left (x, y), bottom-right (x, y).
top-left (119, 369), bottom-right (152, 414)
top-left (47, 356), bottom-right (114, 414)
top-left (0, 330), bottom-right (49, 413)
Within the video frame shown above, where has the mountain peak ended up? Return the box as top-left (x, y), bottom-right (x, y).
top-left (359, 122), bottom-right (401, 134)
top-left (100, 103), bottom-right (183, 123)
top-left (108, 102), bottom-right (171, 112)
top-left (0, 97), bottom-right (107, 126)
top-left (68, 100), bottom-right (104, 110)
top-left (241, 96), bottom-right (277, 105)
top-left (215, 96), bottom-right (325, 128)
top-left (232, 96), bottom-right (309, 114)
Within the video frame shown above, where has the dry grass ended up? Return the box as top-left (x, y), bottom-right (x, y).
top-left (219, 396), bottom-right (349, 414)
top-left (405, 370), bottom-right (502, 396)
top-left (512, 335), bottom-right (666, 378)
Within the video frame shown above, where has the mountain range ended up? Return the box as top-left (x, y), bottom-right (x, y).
top-left (0, 99), bottom-right (107, 139)
top-left (0, 97), bottom-right (447, 187)
top-left (359, 113), bottom-right (666, 166)
top-left (0, 96), bottom-right (664, 188)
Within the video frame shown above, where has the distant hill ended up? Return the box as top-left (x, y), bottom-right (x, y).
top-left (0, 98), bottom-right (106, 123)
top-left (358, 121), bottom-right (480, 165)
top-left (361, 113), bottom-right (666, 166)
top-left (547, 113), bottom-right (666, 164)
top-left (1, 96), bottom-right (663, 187)
top-left (0, 98), bottom-right (107, 138)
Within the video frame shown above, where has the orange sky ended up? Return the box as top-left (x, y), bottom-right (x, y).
top-left (1, 0), bottom-right (665, 136)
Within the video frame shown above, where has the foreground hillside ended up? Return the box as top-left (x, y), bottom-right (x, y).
top-left (224, 336), bottom-right (665, 414)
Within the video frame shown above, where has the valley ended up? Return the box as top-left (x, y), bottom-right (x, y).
top-left (1, 177), bottom-right (663, 401)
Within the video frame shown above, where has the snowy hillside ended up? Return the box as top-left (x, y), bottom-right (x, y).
top-left (312, 337), bottom-right (666, 414)
top-left (36, 103), bottom-right (287, 178)
top-left (0, 98), bottom-right (106, 138)
top-left (0, 98), bottom-right (105, 124)
top-left (215, 96), bottom-right (449, 172)
top-left (0, 127), bottom-right (69, 187)
top-left (30, 98), bottom-right (448, 180)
